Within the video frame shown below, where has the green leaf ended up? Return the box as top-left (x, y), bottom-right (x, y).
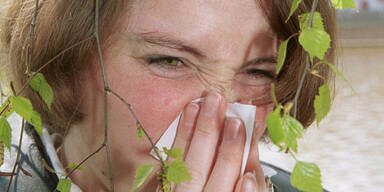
top-left (314, 83), bottom-right (331, 127)
top-left (166, 160), bottom-right (191, 183)
top-left (282, 115), bottom-right (303, 152)
top-left (130, 165), bottom-right (154, 192)
top-left (0, 117), bottom-right (12, 151)
top-left (286, 0), bottom-right (303, 22)
top-left (137, 122), bottom-right (143, 139)
top-left (0, 100), bottom-right (13, 118)
top-left (66, 162), bottom-right (84, 170)
top-left (30, 73), bottom-right (54, 109)
top-left (267, 106), bottom-right (284, 145)
top-left (299, 28), bottom-right (331, 60)
top-left (56, 178), bottom-right (72, 192)
top-left (291, 161), bottom-right (322, 192)
top-left (331, 0), bottom-right (357, 10)
top-left (320, 61), bottom-right (355, 93)
top-left (10, 96), bottom-right (33, 120)
top-left (163, 147), bottom-right (183, 160)
top-left (299, 12), bottom-right (324, 31)
top-left (30, 111), bottom-right (42, 135)
top-left (10, 96), bottom-right (42, 135)
top-left (0, 142), bottom-right (3, 166)
top-left (276, 38), bottom-right (291, 75)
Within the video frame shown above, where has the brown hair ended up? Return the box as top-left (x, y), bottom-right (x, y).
top-left (261, 0), bottom-right (336, 127)
top-left (1, 0), bottom-right (335, 134)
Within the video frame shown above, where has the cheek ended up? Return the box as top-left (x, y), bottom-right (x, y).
top-left (107, 61), bottom-right (203, 141)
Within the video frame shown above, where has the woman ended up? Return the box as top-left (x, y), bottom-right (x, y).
top-left (0, 0), bottom-right (335, 191)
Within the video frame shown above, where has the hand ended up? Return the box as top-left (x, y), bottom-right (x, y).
top-left (172, 91), bottom-right (266, 192)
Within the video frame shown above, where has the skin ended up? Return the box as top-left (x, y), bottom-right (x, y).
top-left (60, 0), bottom-right (277, 191)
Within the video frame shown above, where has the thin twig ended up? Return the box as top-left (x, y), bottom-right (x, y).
top-left (293, 0), bottom-right (319, 118)
top-left (27, 0), bottom-right (39, 74)
top-left (65, 143), bottom-right (105, 179)
top-left (6, 120), bottom-right (25, 192)
top-left (107, 88), bottom-right (165, 165)
top-left (94, 0), bottom-right (114, 191)
top-left (35, 36), bottom-right (93, 74)
top-left (6, 1), bottom-right (39, 190)
top-left (0, 172), bottom-right (16, 177)
top-left (293, 56), bottom-right (310, 118)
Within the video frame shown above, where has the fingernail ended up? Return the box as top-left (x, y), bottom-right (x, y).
top-left (241, 172), bottom-right (257, 191)
top-left (184, 103), bottom-right (199, 127)
top-left (224, 118), bottom-right (241, 141)
top-left (203, 90), bottom-right (221, 117)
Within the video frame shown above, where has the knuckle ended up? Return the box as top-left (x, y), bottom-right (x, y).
top-left (187, 167), bottom-right (205, 183)
top-left (195, 122), bottom-right (217, 138)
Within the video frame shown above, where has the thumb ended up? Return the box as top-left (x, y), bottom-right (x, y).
top-left (235, 172), bottom-right (260, 192)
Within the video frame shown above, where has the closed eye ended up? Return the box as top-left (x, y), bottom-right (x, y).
top-left (146, 55), bottom-right (185, 69)
top-left (243, 68), bottom-right (276, 79)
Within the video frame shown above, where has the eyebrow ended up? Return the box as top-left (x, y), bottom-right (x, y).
top-left (242, 56), bottom-right (277, 70)
top-left (134, 32), bottom-right (207, 59)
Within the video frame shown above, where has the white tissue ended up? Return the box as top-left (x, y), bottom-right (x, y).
top-left (150, 98), bottom-right (256, 175)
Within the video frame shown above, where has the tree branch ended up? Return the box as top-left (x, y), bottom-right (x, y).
top-left (6, 120), bottom-right (25, 192)
top-left (293, 0), bottom-right (319, 118)
top-left (94, 0), bottom-right (114, 191)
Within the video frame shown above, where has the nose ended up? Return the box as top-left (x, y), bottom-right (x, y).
top-left (198, 76), bottom-right (250, 104)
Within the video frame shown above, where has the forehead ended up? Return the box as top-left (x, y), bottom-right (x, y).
top-left (121, 0), bottom-right (274, 58)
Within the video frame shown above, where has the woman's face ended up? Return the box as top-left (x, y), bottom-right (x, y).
top-left (68, 0), bottom-right (277, 190)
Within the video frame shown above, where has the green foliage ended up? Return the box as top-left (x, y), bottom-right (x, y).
top-left (286, 0), bottom-right (303, 22)
top-left (56, 178), bottom-right (72, 192)
top-left (130, 165), bottom-right (154, 192)
top-left (267, 106), bottom-right (284, 145)
top-left (29, 73), bottom-right (54, 109)
top-left (299, 12), bottom-right (324, 31)
top-left (10, 96), bottom-right (42, 135)
top-left (291, 161), bottom-right (322, 192)
top-left (276, 38), bottom-right (291, 75)
top-left (315, 61), bottom-right (354, 92)
top-left (314, 83), bottom-right (332, 127)
top-left (331, 0), bottom-right (357, 9)
top-left (137, 122), bottom-right (143, 139)
top-left (0, 142), bottom-right (3, 166)
top-left (166, 160), bottom-right (191, 183)
top-left (0, 100), bottom-right (14, 118)
top-left (299, 28), bottom-right (331, 60)
top-left (0, 117), bottom-right (12, 151)
top-left (267, 106), bottom-right (304, 152)
top-left (66, 162), bottom-right (84, 170)
top-left (163, 147), bottom-right (182, 160)
top-left (282, 115), bottom-right (303, 152)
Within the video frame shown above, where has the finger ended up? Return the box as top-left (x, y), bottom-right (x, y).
top-left (235, 172), bottom-right (259, 192)
top-left (245, 104), bottom-right (272, 189)
top-left (204, 118), bottom-right (245, 192)
top-left (173, 102), bottom-right (200, 158)
top-left (175, 90), bottom-right (227, 192)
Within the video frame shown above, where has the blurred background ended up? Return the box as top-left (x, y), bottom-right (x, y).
top-left (260, 1), bottom-right (384, 192)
